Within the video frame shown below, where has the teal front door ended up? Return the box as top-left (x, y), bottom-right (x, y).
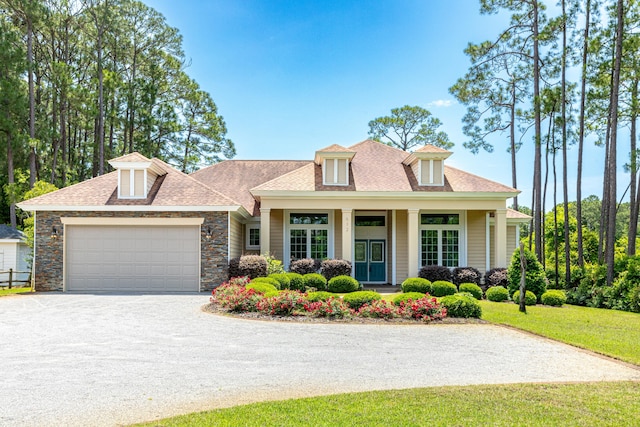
top-left (354, 239), bottom-right (386, 283)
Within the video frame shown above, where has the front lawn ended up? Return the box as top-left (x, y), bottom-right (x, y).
top-left (133, 381), bottom-right (640, 427)
top-left (0, 287), bottom-right (32, 297)
top-left (480, 300), bottom-right (640, 365)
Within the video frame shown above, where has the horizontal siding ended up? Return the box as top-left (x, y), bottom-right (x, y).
top-left (228, 216), bottom-right (243, 259)
top-left (270, 209), bottom-right (284, 260)
top-left (396, 210), bottom-right (409, 283)
top-left (507, 225), bottom-right (517, 261)
top-left (489, 225), bottom-right (495, 269)
top-left (467, 211), bottom-right (486, 272)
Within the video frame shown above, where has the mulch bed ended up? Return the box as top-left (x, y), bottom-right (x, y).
top-left (202, 302), bottom-right (485, 325)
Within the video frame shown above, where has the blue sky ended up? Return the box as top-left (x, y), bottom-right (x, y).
top-left (145, 0), bottom-right (611, 209)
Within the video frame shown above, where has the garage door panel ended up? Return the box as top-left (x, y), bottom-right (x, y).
top-left (66, 225), bottom-right (200, 292)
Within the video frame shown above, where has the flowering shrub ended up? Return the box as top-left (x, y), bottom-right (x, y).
top-left (289, 258), bottom-right (320, 275)
top-left (321, 259), bottom-right (353, 280)
top-left (211, 281), bottom-right (261, 312)
top-left (256, 290), bottom-right (308, 316)
top-left (357, 300), bottom-right (398, 319)
top-left (302, 298), bottom-right (352, 318)
top-left (393, 292), bottom-right (426, 306)
top-left (228, 255), bottom-right (267, 279)
top-left (343, 291), bottom-right (381, 310)
top-left (398, 296), bottom-right (447, 322)
top-left (452, 267), bottom-right (482, 286)
top-left (307, 291), bottom-right (335, 302)
top-left (485, 268), bottom-right (508, 288)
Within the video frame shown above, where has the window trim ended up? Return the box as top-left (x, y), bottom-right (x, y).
top-left (419, 211), bottom-right (466, 267)
top-left (418, 159), bottom-right (444, 187)
top-left (246, 224), bottom-right (260, 250)
top-left (284, 210), bottom-right (334, 267)
top-left (322, 158), bottom-right (349, 186)
top-left (118, 168), bottom-right (148, 199)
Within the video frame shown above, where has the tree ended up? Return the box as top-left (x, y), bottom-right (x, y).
top-left (367, 105), bottom-right (453, 151)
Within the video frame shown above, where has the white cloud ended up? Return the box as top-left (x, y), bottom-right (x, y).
top-left (428, 99), bottom-right (455, 108)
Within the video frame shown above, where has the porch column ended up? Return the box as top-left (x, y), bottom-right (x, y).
top-left (494, 208), bottom-right (507, 267)
top-left (341, 208), bottom-right (353, 262)
top-left (260, 207), bottom-right (271, 255)
top-left (407, 208), bottom-right (420, 277)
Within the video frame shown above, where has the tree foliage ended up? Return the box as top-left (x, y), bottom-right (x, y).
top-left (367, 105), bottom-right (453, 151)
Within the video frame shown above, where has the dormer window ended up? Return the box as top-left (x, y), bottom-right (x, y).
top-left (108, 152), bottom-right (166, 200)
top-left (119, 168), bottom-right (147, 198)
top-left (314, 144), bottom-right (355, 187)
top-left (323, 158), bottom-right (349, 186)
top-left (402, 145), bottom-right (452, 187)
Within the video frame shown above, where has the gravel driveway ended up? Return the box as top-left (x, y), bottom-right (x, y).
top-left (1, 293), bottom-right (639, 427)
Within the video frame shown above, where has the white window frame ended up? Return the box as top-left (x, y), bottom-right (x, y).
top-left (322, 158), bottom-right (349, 186)
top-left (284, 210), bottom-right (334, 267)
top-left (246, 224), bottom-right (261, 250)
top-left (419, 211), bottom-right (466, 267)
top-left (418, 159), bottom-right (444, 187)
top-left (118, 168), bottom-right (148, 199)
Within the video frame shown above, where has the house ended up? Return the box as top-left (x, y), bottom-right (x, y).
top-left (0, 225), bottom-right (31, 285)
top-left (17, 140), bottom-right (528, 292)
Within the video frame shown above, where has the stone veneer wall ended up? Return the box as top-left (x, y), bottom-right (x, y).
top-left (34, 210), bottom-right (229, 292)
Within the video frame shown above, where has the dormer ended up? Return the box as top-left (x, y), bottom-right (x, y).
top-left (108, 152), bottom-right (166, 199)
top-left (402, 145), bottom-right (452, 186)
top-left (314, 144), bottom-right (356, 186)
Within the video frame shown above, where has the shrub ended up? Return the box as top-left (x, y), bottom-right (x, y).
top-left (485, 268), bottom-right (508, 289)
top-left (459, 282), bottom-right (483, 300)
top-left (440, 293), bottom-right (482, 318)
top-left (246, 282), bottom-right (277, 294)
top-left (401, 277), bottom-right (431, 294)
top-left (211, 282), bottom-right (261, 312)
top-left (303, 273), bottom-right (327, 291)
top-left (289, 258), bottom-right (320, 275)
top-left (327, 275), bottom-right (360, 293)
top-left (452, 267), bottom-right (481, 286)
top-left (228, 276), bottom-right (251, 286)
top-left (507, 247), bottom-right (547, 300)
top-left (321, 259), bottom-right (353, 280)
top-left (256, 290), bottom-right (308, 316)
top-left (418, 265), bottom-right (452, 282)
top-left (264, 290), bottom-right (280, 298)
top-left (286, 272), bottom-right (305, 291)
top-left (486, 286), bottom-right (509, 302)
top-left (512, 290), bottom-right (537, 306)
top-left (302, 298), bottom-right (352, 318)
top-left (630, 286), bottom-right (640, 313)
top-left (268, 273), bottom-right (291, 289)
top-left (342, 291), bottom-right (382, 310)
top-left (307, 291), bottom-right (334, 302)
top-left (228, 255), bottom-right (267, 279)
top-left (263, 253), bottom-right (285, 275)
top-left (397, 296), bottom-right (447, 321)
top-left (430, 280), bottom-right (457, 297)
top-left (250, 277), bottom-right (281, 289)
top-left (357, 300), bottom-right (398, 319)
top-left (541, 290), bottom-right (567, 307)
top-left (393, 292), bottom-right (426, 306)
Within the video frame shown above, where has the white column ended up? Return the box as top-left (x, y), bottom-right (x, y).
top-left (341, 208), bottom-right (353, 262)
top-left (407, 209), bottom-right (420, 278)
top-left (260, 207), bottom-right (271, 255)
top-left (494, 208), bottom-right (507, 267)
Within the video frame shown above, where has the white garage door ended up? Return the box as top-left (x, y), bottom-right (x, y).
top-left (66, 225), bottom-right (200, 292)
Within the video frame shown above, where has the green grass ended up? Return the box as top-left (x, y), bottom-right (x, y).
top-left (480, 300), bottom-right (640, 365)
top-left (134, 381), bottom-right (640, 426)
top-left (0, 287), bottom-right (32, 296)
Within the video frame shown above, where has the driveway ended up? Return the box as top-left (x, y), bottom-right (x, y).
top-left (1, 293), bottom-right (639, 427)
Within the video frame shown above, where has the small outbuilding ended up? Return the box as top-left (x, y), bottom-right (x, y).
top-left (0, 225), bottom-right (31, 286)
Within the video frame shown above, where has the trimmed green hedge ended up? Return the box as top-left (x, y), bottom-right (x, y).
top-left (250, 277), bottom-right (281, 289)
top-left (343, 291), bottom-right (382, 310)
top-left (268, 273), bottom-right (291, 289)
top-left (513, 290), bottom-right (537, 306)
top-left (303, 273), bottom-right (327, 291)
top-left (486, 286), bottom-right (509, 302)
top-left (440, 293), bottom-right (482, 318)
top-left (431, 280), bottom-right (457, 297)
top-left (286, 272), bottom-right (305, 291)
top-left (401, 277), bottom-right (432, 294)
top-left (307, 291), bottom-right (334, 302)
top-left (541, 290), bottom-right (567, 307)
top-left (246, 282), bottom-right (277, 294)
top-left (327, 275), bottom-right (360, 293)
top-left (393, 292), bottom-right (426, 306)
top-left (459, 282), bottom-right (482, 300)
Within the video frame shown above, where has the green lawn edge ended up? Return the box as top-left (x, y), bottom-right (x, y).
top-left (0, 287), bottom-right (32, 297)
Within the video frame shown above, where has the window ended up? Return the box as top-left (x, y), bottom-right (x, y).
top-left (419, 159), bottom-right (444, 186)
top-left (355, 216), bottom-right (385, 227)
top-left (119, 168), bottom-right (146, 198)
top-left (246, 225), bottom-right (260, 250)
top-left (323, 158), bottom-right (349, 186)
top-left (287, 212), bottom-right (331, 261)
top-left (420, 213), bottom-right (462, 267)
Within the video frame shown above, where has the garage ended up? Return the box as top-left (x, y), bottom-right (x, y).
top-left (65, 224), bottom-right (200, 292)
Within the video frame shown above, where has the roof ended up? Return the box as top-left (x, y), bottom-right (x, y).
top-left (507, 208), bottom-right (532, 221)
top-left (252, 139), bottom-right (518, 194)
top-left (18, 155), bottom-right (242, 211)
top-left (413, 144), bottom-right (452, 154)
top-left (315, 144), bottom-right (355, 153)
top-left (0, 225), bottom-right (26, 240)
top-left (190, 160), bottom-right (310, 215)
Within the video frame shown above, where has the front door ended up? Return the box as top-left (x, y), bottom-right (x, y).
top-left (354, 239), bottom-right (386, 283)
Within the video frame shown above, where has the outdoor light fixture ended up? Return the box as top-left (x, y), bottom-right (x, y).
top-left (205, 226), bottom-right (212, 239)
top-left (51, 226), bottom-right (58, 239)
